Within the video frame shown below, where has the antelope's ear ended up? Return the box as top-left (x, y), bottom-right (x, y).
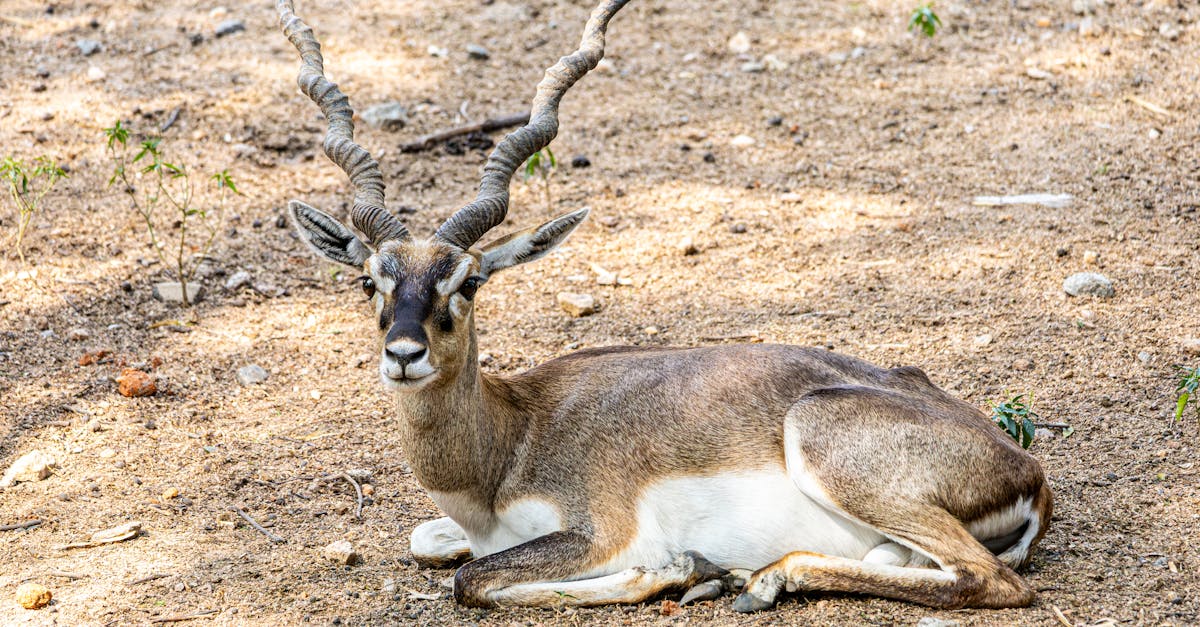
top-left (289, 200), bottom-right (372, 267)
top-left (479, 207), bottom-right (589, 279)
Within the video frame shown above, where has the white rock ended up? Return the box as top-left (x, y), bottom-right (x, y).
top-left (1026, 67), bottom-right (1053, 80)
top-left (556, 292), bottom-right (596, 317)
top-left (974, 334), bottom-right (993, 347)
top-left (427, 45), bottom-right (448, 58)
top-left (730, 134), bottom-right (756, 148)
top-left (762, 54), bottom-right (788, 71)
top-left (324, 539), bottom-right (359, 565)
top-left (594, 58), bottom-right (616, 74)
top-left (728, 32), bottom-right (751, 54)
top-left (677, 236), bottom-right (698, 256)
top-left (1079, 16), bottom-right (1101, 37)
top-left (740, 61), bottom-right (765, 73)
top-left (67, 328), bottom-right (91, 341)
top-left (1063, 272), bottom-right (1114, 298)
top-left (916, 618), bottom-right (960, 627)
top-left (0, 450), bottom-right (57, 488)
top-left (1034, 428), bottom-right (1054, 440)
top-left (1082, 250), bottom-right (1099, 265)
top-left (1182, 338), bottom-right (1200, 356)
top-left (360, 101), bottom-right (407, 131)
top-left (236, 365), bottom-right (269, 386)
top-left (86, 66), bottom-right (106, 82)
top-left (152, 282), bottom-right (205, 304)
top-left (224, 270), bottom-right (252, 291)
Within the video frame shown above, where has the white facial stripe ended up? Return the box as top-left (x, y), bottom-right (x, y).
top-left (436, 257), bottom-right (474, 296)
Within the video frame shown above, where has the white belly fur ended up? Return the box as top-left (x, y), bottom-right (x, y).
top-left (583, 471), bottom-right (884, 577)
top-left (431, 471), bottom-right (884, 575)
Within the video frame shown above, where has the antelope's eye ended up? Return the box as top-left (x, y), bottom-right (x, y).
top-left (458, 277), bottom-right (481, 301)
top-left (358, 276), bottom-right (376, 299)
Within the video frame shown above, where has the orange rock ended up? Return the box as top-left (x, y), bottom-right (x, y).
top-left (660, 599), bottom-right (681, 616)
top-left (116, 369), bottom-right (157, 397)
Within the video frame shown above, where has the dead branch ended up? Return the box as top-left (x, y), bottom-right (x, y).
top-left (1, 519), bottom-right (42, 531)
top-left (150, 609), bottom-right (220, 623)
top-left (340, 471), bottom-right (365, 520)
top-left (399, 111), bottom-right (530, 153)
top-left (229, 507), bottom-right (285, 544)
top-left (129, 573), bottom-right (173, 586)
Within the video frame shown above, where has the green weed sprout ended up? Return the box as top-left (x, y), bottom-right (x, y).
top-left (1176, 366), bottom-right (1200, 422)
top-left (523, 147), bottom-right (557, 210)
top-left (909, 4), bottom-right (942, 38)
top-left (991, 393), bottom-right (1037, 449)
top-left (104, 120), bottom-right (239, 307)
top-left (1, 155), bottom-right (67, 264)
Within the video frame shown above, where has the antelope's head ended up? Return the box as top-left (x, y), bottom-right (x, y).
top-left (278, 0), bottom-right (620, 391)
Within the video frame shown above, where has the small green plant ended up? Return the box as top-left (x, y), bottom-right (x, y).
top-left (1, 155), bottom-right (67, 264)
top-left (104, 120), bottom-right (239, 306)
top-left (909, 3), bottom-right (942, 38)
top-left (990, 393), bottom-right (1038, 449)
top-left (523, 146), bottom-right (556, 210)
top-left (1175, 366), bottom-right (1200, 422)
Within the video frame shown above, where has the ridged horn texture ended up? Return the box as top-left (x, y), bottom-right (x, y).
top-left (278, 0), bottom-right (410, 246)
top-left (435, 0), bottom-right (631, 250)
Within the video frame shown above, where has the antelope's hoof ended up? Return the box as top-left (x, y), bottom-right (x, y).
top-left (732, 591), bottom-right (775, 613)
top-left (680, 580), bottom-right (725, 605)
top-left (682, 550), bottom-right (729, 582)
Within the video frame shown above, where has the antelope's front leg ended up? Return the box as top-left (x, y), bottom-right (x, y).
top-left (453, 531), bottom-right (727, 608)
top-left (410, 517), bottom-right (473, 568)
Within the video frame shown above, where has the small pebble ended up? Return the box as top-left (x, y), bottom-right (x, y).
top-left (237, 365), bottom-right (269, 386)
top-left (570, 155), bottom-right (591, 168)
top-left (556, 292), bottom-right (596, 317)
top-left (466, 43), bottom-right (490, 59)
top-left (1, 450), bottom-right (58, 488)
top-left (224, 270), bottom-right (252, 291)
top-left (1082, 250), bottom-right (1099, 265)
top-left (76, 39), bottom-right (102, 56)
top-left (360, 101), bottom-right (408, 132)
top-left (1063, 272), bottom-right (1114, 298)
top-left (214, 19), bottom-right (246, 38)
top-left (86, 66), bottom-right (107, 82)
top-left (15, 583), bottom-right (51, 610)
top-left (162, 487), bottom-right (180, 500)
top-left (730, 134), bottom-right (756, 148)
top-left (1181, 338), bottom-right (1200, 356)
top-left (644, 326), bottom-right (660, 336)
top-left (740, 61), bottom-right (765, 73)
top-left (67, 328), bottom-right (91, 341)
top-left (767, 116), bottom-right (783, 127)
top-left (677, 236), bottom-right (698, 256)
top-left (730, 222), bottom-right (747, 234)
top-left (324, 539), bottom-right (359, 565)
top-left (728, 31), bottom-right (751, 54)
top-left (702, 152), bottom-right (716, 163)
top-left (116, 369), bottom-right (157, 397)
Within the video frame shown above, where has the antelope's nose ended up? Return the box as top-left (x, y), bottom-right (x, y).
top-left (384, 340), bottom-right (427, 368)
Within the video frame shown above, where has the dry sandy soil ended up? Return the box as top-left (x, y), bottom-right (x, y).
top-left (2, 0), bottom-right (1199, 625)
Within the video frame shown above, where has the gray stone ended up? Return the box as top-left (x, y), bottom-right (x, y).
top-left (1063, 272), bottom-right (1114, 298)
top-left (236, 365), bottom-right (269, 386)
top-left (466, 43), bottom-right (491, 60)
top-left (67, 328), bottom-right (91, 341)
top-left (152, 282), bottom-right (205, 304)
top-left (224, 270), bottom-right (252, 291)
top-left (1034, 427), bottom-right (1054, 440)
top-left (214, 19), bottom-right (246, 38)
top-left (76, 39), bottom-right (102, 56)
top-left (1182, 338), bottom-right (1200, 356)
top-left (360, 101), bottom-right (408, 131)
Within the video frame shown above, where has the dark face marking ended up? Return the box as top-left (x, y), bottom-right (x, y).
top-left (380, 254), bottom-right (458, 344)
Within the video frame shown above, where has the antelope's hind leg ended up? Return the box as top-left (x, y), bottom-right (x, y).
top-left (410, 517), bottom-right (473, 568)
top-left (454, 531), bottom-right (727, 608)
top-left (732, 510), bottom-right (1035, 612)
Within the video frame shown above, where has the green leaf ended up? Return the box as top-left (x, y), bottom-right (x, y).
top-left (545, 146), bottom-right (556, 168)
top-left (1177, 393), bottom-right (1190, 422)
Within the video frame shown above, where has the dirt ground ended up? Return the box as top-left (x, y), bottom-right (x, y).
top-left (1, 0), bottom-right (1198, 625)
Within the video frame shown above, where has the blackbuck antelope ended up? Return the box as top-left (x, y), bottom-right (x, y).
top-left (277, 0), bottom-right (1052, 612)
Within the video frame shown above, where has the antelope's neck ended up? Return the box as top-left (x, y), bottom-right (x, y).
top-left (394, 346), bottom-right (525, 505)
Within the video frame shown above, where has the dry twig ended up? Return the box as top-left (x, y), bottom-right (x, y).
top-left (1, 519), bottom-right (42, 531)
top-left (399, 111), bottom-right (530, 153)
top-left (129, 572), bottom-right (172, 585)
top-left (340, 471), bottom-right (365, 519)
top-left (229, 507), bottom-right (285, 544)
top-left (150, 609), bottom-right (220, 623)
